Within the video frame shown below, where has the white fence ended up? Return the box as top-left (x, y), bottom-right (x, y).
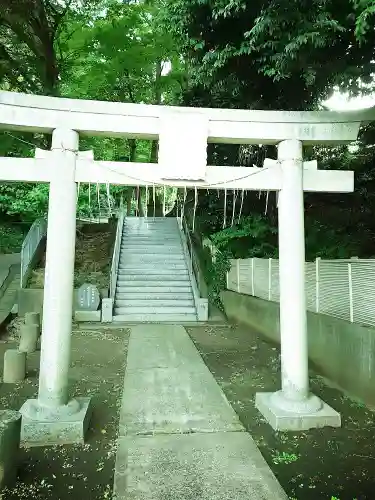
top-left (227, 257), bottom-right (375, 327)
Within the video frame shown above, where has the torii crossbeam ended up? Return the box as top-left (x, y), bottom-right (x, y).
top-left (0, 90), bottom-right (373, 444)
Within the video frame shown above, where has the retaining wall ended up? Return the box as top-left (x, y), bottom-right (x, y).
top-left (221, 290), bottom-right (375, 407)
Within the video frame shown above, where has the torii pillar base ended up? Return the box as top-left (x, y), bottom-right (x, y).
top-left (255, 391), bottom-right (341, 432)
top-left (20, 397), bottom-right (92, 447)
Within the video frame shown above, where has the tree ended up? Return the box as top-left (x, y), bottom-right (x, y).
top-left (353, 0), bottom-right (375, 41)
top-left (164, 0), bottom-right (375, 110)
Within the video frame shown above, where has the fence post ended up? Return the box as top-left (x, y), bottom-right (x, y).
top-left (348, 263), bottom-right (354, 323)
top-left (268, 258), bottom-right (272, 301)
top-left (315, 257), bottom-right (321, 313)
top-left (251, 258), bottom-right (255, 296)
top-left (226, 271), bottom-right (229, 290)
top-left (236, 260), bottom-right (240, 293)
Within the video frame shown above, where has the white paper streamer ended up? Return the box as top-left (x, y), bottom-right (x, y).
top-left (231, 189), bottom-right (238, 227)
top-left (237, 189), bottom-right (245, 224)
top-left (223, 189), bottom-right (227, 228)
top-left (145, 185), bottom-right (149, 218)
top-left (96, 183), bottom-right (101, 222)
top-left (265, 191), bottom-right (269, 215)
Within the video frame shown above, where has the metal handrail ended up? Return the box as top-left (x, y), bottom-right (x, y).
top-left (178, 214), bottom-right (204, 297)
top-left (20, 218), bottom-right (47, 288)
top-left (179, 216), bottom-right (194, 279)
top-left (109, 211), bottom-right (125, 300)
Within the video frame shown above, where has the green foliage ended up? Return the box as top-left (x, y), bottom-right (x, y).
top-left (201, 245), bottom-right (231, 310)
top-left (272, 451), bottom-right (299, 465)
top-left (353, 0), bottom-right (375, 41)
top-left (0, 225), bottom-right (26, 253)
top-left (0, 183), bottom-right (49, 221)
top-left (210, 215), bottom-right (278, 259)
top-left (164, 0), bottom-right (375, 109)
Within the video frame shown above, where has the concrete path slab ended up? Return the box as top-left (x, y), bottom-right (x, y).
top-left (113, 324), bottom-right (288, 500)
top-left (119, 366), bottom-right (244, 435)
top-left (120, 325), bottom-right (243, 435)
top-left (114, 432), bottom-right (288, 500)
top-left (126, 325), bottom-right (202, 370)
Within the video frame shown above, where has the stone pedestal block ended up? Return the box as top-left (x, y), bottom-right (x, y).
top-left (0, 410), bottom-right (21, 489)
top-left (19, 324), bottom-right (39, 353)
top-left (101, 298), bottom-right (113, 323)
top-left (3, 350), bottom-right (26, 383)
top-left (255, 392), bottom-right (341, 431)
top-left (20, 397), bottom-right (92, 447)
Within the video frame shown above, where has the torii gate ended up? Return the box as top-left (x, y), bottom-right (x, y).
top-left (0, 90), bottom-right (373, 444)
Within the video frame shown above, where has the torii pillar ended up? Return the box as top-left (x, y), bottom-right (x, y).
top-left (255, 139), bottom-right (341, 431)
top-left (20, 129), bottom-right (92, 446)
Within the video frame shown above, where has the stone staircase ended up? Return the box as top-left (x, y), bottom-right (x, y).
top-left (113, 217), bottom-right (198, 322)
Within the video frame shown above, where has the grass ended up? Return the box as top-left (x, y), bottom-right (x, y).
top-left (272, 451), bottom-right (300, 465)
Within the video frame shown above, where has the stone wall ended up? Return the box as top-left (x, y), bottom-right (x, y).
top-left (221, 290), bottom-right (375, 407)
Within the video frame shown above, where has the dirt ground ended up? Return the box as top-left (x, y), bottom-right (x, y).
top-left (0, 319), bottom-right (128, 500)
top-left (28, 226), bottom-right (112, 290)
top-left (187, 324), bottom-right (374, 500)
top-left (1, 318), bottom-right (373, 500)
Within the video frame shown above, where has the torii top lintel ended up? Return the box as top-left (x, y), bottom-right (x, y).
top-left (1, 91), bottom-right (374, 145)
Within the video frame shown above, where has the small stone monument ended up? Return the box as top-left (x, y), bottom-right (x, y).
top-left (25, 312), bottom-right (41, 333)
top-left (3, 350), bottom-right (26, 383)
top-left (74, 283), bottom-right (101, 322)
top-left (76, 283), bottom-right (100, 311)
top-left (19, 324), bottom-right (39, 353)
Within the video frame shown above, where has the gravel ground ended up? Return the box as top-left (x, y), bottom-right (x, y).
top-left (0, 319), bottom-right (129, 500)
top-left (188, 324), bottom-right (374, 500)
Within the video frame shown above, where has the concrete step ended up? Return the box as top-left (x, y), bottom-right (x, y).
top-left (116, 286), bottom-right (192, 294)
top-left (113, 313), bottom-right (197, 323)
top-left (121, 238), bottom-right (181, 244)
top-left (125, 220), bottom-right (177, 225)
top-left (114, 299), bottom-right (195, 308)
top-left (115, 292), bottom-right (193, 300)
top-left (117, 275), bottom-right (190, 283)
top-left (119, 254), bottom-right (185, 262)
top-left (122, 233), bottom-right (178, 236)
top-left (120, 247), bottom-right (182, 254)
top-left (121, 241), bottom-right (181, 247)
top-left (118, 269), bottom-right (188, 276)
top-left (114, 306), bottom-right (196, 314)
top-left (116, 284), bottom-right (192, 292)
top-left (118, 263), bottom-right (188, 271)
top-left (122, 230), bottom-right (178, 235)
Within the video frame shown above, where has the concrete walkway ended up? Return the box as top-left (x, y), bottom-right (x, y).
top-left (113, 325), bottom-right (288, 500)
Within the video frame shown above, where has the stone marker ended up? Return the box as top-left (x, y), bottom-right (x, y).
top-left (25, 312), bottom-right (41, 333)
top-left (76, 283), bottom-right (100, 311)
top-left (19, 324), bottom-right (39, 353)
top-left (3, 350), bottom-right (26, 383)
top-left (0, 410), bottom-right (21, 489)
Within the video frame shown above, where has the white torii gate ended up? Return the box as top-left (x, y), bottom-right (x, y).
top-left (0, 90), bottom-right (372, 443)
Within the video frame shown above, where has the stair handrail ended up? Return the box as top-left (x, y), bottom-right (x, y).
top-left (178, 214), bottom-right (206, 298)
top-left (20, 218), bottom-right (47, 288)
top-left (179, 215), bottom-right (194, 278)
top-left (109, 210), bottom-right (125, 300)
